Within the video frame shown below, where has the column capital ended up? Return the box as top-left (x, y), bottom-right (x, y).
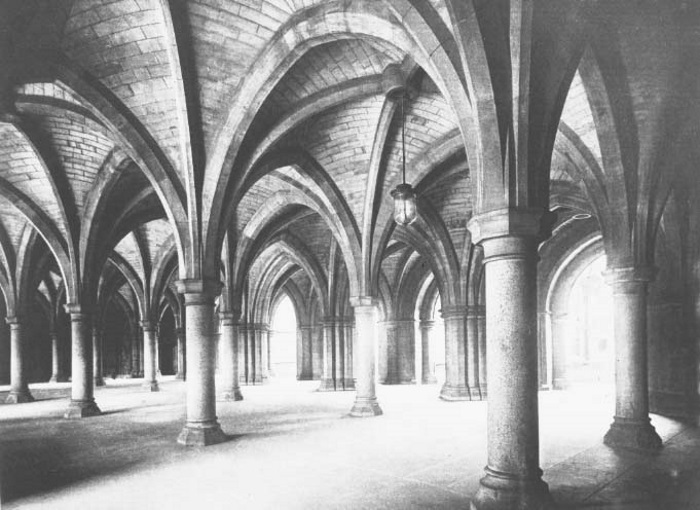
top-left (466, 305), bottom-right (485, 318)
top-left (219, 311), bottom-right (236, 325)
top-left (350, 296), bottom-right (376, 308)
top-left (468, 207), bottom-right (555, 245)
top-left (440, 305), bottom-right (467, 320)
top-left (175, 279), bottom-right (222, 305)
top-left (419, 319), bottom-right (435, 327)
top-left (5, 315), bottom-right (22, 328)
top-left (64, 303), bottom-right (90, 320)
top-left (604, 266), bottom-right (655, 287)
top-left (140, 320), bottom-right (155, 332)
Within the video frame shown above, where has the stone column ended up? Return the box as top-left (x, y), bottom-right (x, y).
top-left (64, 305), bottom-right (101, 418)
top-left (468, 210), bottom-right (551, 510)
top-left (466, 307), bottom-right (482, 400)
top-left (155, 326), bottom-right (162, 377)
top-left (440, 306), bottom-right (470, 400)
top-left (218, 312), bottom-right (243, 401)
top-left (49, 330), bottom-right (66, 383)
top-left (141, 321), bottom-right (159, 392)
top-left (312, 324), bottom-right (323, 379)
top-left (383, 320), bottom-right (401, 384)
top-left (93, 324), bottom-right (105, 387)
top-left (343, 320), bottom-right (355, 389)
top-left (349, 298), bottom-right (382, 417)
top-left (254, 324), bottom-right (267, 382)
top-left (550, 311), bottom-right (569, 390)
top-left (477, 307), bottom-right (487, 398)
top-left (334, 320), bottom-right (345, 388)
top-left (318, 318), bottom-right (336, 390)
top-left (603, 266), bottom-right (662, 450)
top-left (131, 328), bottom-right (141, 378)
top-left (396, 319), bottom-right (416, 384)
top-left (420, 320), bottom-right (437, 384)
top-left (175, 280), bottom-right (226, 446)
top-left (299, 325), bottom-right (314, 380)
top-left (176, 326), bottom-right (186, 380)
top-left (5, 316), bottom-right (34, 403)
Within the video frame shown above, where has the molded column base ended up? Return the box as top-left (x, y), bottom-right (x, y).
top-left (142, 381), bottom-right (159, 392)
top-left (440, 383), bottom-right (471, 401)
top-left (603, 417), bottom-right (662, 450)
top-left (342, 378), bottom-right (356, 390)
top-left (317, 378), bottom-right (337, 391)
top-left (350, 397), bottom-right (383, 417)
top-left (468, 386), bottom-right (484, 401)
top-left (6, 389), bottom-right (34, 404)
top-left (552, 378), bottom-right (569, 390)
top-left (177, 422), bottom-right (227, 446)
top-left (49, 375), bottom-right (68, 383)
top-left (471, 468), bottom-right (554, 510)
top-left (218, 388), bottom-right (244, 401)
top-left (298, 373), bottom-right (314, 381)
top-left (478, 385), bottom-right (487, 399)
top-left (175, 372), bottom-right (185, 380)
top-left (422, 374), bottom-right (438, 384)
top-left (64, 399), bottom-right (102, 418)
top-left (95, 377), bottom-right (105, 387)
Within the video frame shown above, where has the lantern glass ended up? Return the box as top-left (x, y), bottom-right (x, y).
top-left (391, 183), bottom-right (417, 226)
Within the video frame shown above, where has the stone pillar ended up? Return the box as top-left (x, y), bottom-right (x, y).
top-left (312, 324), bottom-right (323, 379)
top-left (64, 305), bottom-right (101, 418)
top-left (175, 280), bottom-right (226, 446)
top-left (603, 266), bottom-right (662, 450)
top-left (5, 316), bottom-right (34, 403)
top-left (318, 318), bottom-right (336, 390)
top-left (299, 325), bottom-right (314, 380)
top-left (176, 326), bottom-right (186, 380)
top-left (131, 329), bottom-right (141, 378)
top-left (349, 298), bottom-right (382, 417)
top-left (466, 307), bottom-right (482, 400)
top-left (396, 319), bottom-right (416, 384)
top-left (49, 330), bottom-right (67, 383)
top-left (155, 326), bottom-right (162, 377)
top-left (550, 311), bottom-right (569, 390)
top-left (477, 308), bottom-right (487, 398)
top-left (420, 320), bottom-right (437, 384)
top-left (468, 210), bottom-right (551, 510)
top-left (343, 320), bottom-right (355, 389)
top-left (440, 306), bottom-right (470, 400)
top-left (383, 320), bottom-right (401, 384)
top-left (218, 312), bottom-right (243, 401)
top-left (141, 321), bottom-right (159, 392)
top-left (334, 320), bottom-right (345, 388)
top-left (93, 324), bottom-right (105, 387)
top-left (255, 324), bottom-right (268, 382)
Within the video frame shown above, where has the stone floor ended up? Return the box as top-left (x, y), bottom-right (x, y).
top-left (0, 377), bottom-right (699, 509)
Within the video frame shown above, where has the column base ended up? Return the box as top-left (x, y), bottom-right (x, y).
top-left (142, 381), bottom-right (159, 392)
top-left (350, 397), bottom-right (383, 417)
top-left (5, 389), bottom-right (34, 404)
top-left (217, 387), bottom-right (244, 401)
top-left (468, 385), bottom-right (485, 401)
top-left (175, 372), bottom-right (185, 380)
top-left (177, 421), bottom-right (227, 446)
top-left (342, 378), bottom-right (356, 390)
top-left (603, 417), bottom-right (662, 450)
top-left (478, 385), bottom-right (487, 399)
top-left (49, 374), bottom-right (68, 383)
top-left (64, 399), bottom-right (102, 419)
top-left (440, 383), bottom-right (471, 401)
top-left (317, 378), bottom-right (337, 391)
top-left (552, 378), bottom-right (569, 391)
top-left (422, 374), bottom-right (438, 384)
top-left (471, 468), bottom-right (553, 510)
top-left (94, 377), bottom-right (106, 387)
top-left (298, 373), bottom-right (314, 381)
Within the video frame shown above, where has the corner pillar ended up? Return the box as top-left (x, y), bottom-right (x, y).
top-left (468, 208), bottom-right (553, 510)
top-left (602, 266), bottom-right (662, 450)
top-left (175, 280), bottom-right (226, 446)
top-left (349, 297), bottom-right (382, 417)
top-left (5, 316), bottom-right (34, 403)
top-left (141, 320), bottom-right (159, 391)
top-left (64, 305), bottom-right (101, 418)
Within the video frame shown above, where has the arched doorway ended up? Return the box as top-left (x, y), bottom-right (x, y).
top-left (269, 294), bottom-right (298, 382)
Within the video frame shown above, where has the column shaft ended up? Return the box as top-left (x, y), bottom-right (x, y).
top-left (349, 300), bottom-right (382, 417)
top-left (142, 322), bottom-right (159, 391)
top-left (176, 327), bottom-right (186, 380)
top-left (420, 320), bottom-right (437, 384)
top-left (466, 308), bottom-right (482, 400)
top-left (603, 267), bottom-right (661, 450)
top-left (440, 307), bottom-right (470, 400)
top-left (93, 325), bottom-right (105, 386)
top-left (64, 307), bottom-right (101, 418)
top-left (218, 313), bottom-right (243, 401)
top-left (343, 321), bottom-right (355, 389)
top-left (396, 319), bottom-right (416, 384)
top-left (469, 231), bottom-right (550, 510)
top-left (176, 280), bottom-right (226, 446)
top-left (319, 319), bottom-right (336, 390)
top-left (477, 311), bottom-right (487, 398)
top-left (299, 325), bottom-right (314, 380)
top-left (383, 321), bottom-right (400, 384)
top-left (5, 317), bottom-right (33, 403)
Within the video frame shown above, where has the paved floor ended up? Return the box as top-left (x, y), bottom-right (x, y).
top-left (0, 378), bottom-right (698, 509)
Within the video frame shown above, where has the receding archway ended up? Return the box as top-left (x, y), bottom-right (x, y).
top-left (269, 294), bottom-right (298, 382)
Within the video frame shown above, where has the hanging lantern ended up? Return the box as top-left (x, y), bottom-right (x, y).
top-left (391, 182), bottom-right (417, 226)
top-left (391, 87), bottom-right (418, 226)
